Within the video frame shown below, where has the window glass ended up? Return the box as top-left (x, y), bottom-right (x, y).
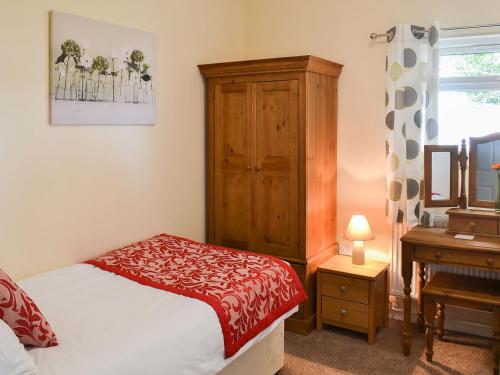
top-left (440, 52), bottom-right (500, 77)
top-left (438, 36), bottom-right (500, 146)
top-left (438, 90), bottom-right (500, 145)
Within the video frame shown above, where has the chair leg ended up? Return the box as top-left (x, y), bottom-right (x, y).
top-left (424, 299), bottom-right (436, 362)
top-left (437, 303), bottom-right (445, 341)
top-left (493, 307), bottom-right (499, 375)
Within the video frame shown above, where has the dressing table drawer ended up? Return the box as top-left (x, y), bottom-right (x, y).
top-left (414, 247), bottom-right (500, 269)
top-left (448, 216), bottom-right (499, 236)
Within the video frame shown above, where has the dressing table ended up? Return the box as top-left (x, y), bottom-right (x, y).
top-left (400, 226), bottom-right (500, 355)
top-left (401, 132), bottom-right (500, 356)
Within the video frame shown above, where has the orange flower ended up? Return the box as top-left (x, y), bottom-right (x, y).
top-left (493, 163), bottom-right (500, 170)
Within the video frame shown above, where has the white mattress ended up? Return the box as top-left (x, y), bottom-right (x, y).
top-left (18, 264), bottom-right (296, 375)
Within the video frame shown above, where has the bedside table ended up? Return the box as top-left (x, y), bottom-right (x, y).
top-left (316, 255), bottom-right (390, 344)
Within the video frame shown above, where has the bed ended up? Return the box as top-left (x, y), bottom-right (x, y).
top-left (13, 234), bottom-right (304, 375)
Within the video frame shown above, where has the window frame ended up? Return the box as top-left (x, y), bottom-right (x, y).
top-left (439, 33), bottom-right (500, 91)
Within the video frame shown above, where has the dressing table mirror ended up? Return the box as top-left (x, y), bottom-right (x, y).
top-left (423, 134), bottom-right (500, 237)
top-left (468, 132), bottom-right (500, 209)
top-left (424, 145), bottom-right (459, 207)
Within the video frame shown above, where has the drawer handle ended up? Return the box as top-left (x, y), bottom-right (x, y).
top-left (340, 286), bottom-right (347, 293)
top-left (435, 251), bottom-right (442, 259)
top-left (340, 309), bottom-right (347, 316)
top-left (469, 221), bottom-right (476, 233)
top-left (487, 258), bottom-right (494, 266)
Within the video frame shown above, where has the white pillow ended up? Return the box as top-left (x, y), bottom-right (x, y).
top-left (0, 319), bottom-right (38, 375)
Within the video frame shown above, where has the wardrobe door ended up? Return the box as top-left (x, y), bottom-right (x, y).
top-left (254, 80), bottom-right (299, 259)
top-left (213, 82), bottom-right (253, 250)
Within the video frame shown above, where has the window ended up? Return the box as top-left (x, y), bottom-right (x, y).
top-left (438, 34), bottom-right (500, 146)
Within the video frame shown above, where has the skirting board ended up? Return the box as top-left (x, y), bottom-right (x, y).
top-left (389, 294), bottom-right (493, 338)
top-left (217, 322), bottom-right (284, 375)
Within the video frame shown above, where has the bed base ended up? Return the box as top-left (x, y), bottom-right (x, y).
top-left (217, 322), bottom-right (284, 375)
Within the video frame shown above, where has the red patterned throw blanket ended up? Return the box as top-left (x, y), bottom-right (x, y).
top-left (85, 234), bottom-right (307, 357)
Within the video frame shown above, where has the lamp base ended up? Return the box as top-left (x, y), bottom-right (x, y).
top-left (352, 241), bottom-right (365, 265)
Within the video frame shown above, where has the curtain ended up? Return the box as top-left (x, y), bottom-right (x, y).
top-left (385, 24), bottom-right (439, 227)
top-left (385, 25), bottom-right (439, 296)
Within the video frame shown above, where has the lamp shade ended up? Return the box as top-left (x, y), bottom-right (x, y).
top-left (344, 215), bottom-right (375, 241)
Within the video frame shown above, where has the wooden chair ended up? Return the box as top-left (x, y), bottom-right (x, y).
top-left (423, 272), bottom-right (500, 375)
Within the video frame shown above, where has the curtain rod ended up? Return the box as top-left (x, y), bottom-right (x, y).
top-left (369, 22), bottom-right (500, 40)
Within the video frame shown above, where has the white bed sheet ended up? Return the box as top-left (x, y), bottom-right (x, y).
top-left (18, 264), bottom-right (297, 375)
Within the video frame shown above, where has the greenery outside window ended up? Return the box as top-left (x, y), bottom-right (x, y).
top-left (438, 34), bottom-right (500, 145)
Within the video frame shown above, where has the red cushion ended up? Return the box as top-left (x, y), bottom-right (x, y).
top-left (0, 268), bottom-right (58, 347)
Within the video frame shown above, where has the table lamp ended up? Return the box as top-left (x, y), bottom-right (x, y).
top-left (344, 215), bottom-right (375, 265)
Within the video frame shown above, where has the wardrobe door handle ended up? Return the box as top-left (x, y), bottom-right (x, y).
top-left (255, 165), bottom-right (261, 171)
top-left (246, 163), bottom-right (252, 171)
top-left (340, 309), bottom-right (347, 316)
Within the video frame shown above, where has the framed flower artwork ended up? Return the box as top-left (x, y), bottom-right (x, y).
top-left (49, 11), bottom-right (156, 125)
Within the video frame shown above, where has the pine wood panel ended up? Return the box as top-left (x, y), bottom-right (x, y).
top-left (318, 255), bottom-right (390, 280)
top-left (305, 72), bottom-right (338, 259)
top-left (447, 208), bottom-right (500, 236)
top-left (213, 83), bottom-right (253, 250)
top-left (414, 247), bottom-right (500, 270)
top-left (200, 56), bottom-right (343, 335)
top-left (321, 274), bottom-right (369, 304)
top-left (199, 55), bottom-right (343, 78)
top-left (400, 226), bottom-right (500, 357)
top-left (449, 216), bottom-right (498, 235)
top-left (254, 80), bottom-right (299, 259)
top-left (321, 297), bottom-right (369, 329)
top-left (316, 256), bottom-right (389, 344)
top-left (424, 272), bottom-right (500, 306)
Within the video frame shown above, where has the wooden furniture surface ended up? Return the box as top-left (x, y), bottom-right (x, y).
top-left (469, 132), bottom-right (500, 209)
top-left (422, 272), bottom-right (500, 374)
top-left (316, 255), bottom-right (389, 344)
top-left (400, 226), bottom-right (500, 356)
top-left (199, 56), bottom-right (343, 335)
top-left (447, 208), bottom-right (500, 237)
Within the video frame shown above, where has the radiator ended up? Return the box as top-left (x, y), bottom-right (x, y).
top-left (427, 263), bottom-right (500, 280)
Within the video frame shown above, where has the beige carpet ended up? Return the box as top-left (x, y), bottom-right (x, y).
top-left (282, 320), bottom-right (492, 375)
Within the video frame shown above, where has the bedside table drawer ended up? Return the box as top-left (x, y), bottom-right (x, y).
top-left (322, 273), bottom-right (369, 304)
top-left (322, 296), bottom-right (369, 329)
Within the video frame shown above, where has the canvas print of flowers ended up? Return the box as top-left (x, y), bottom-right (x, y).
top-left (50, 12), bottom-right (156, 125)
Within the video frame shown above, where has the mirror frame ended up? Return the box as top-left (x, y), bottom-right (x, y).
top-left (424, 145), bottom-right (459, 207)
top-left (468, 132), bottom-right (500, 208)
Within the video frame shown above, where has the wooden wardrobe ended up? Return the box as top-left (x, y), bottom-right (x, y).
top-left (199, 56), bottom-right (342, 334)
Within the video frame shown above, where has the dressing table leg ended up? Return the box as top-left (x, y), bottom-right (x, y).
top-left (402, 243), bottom-right (413, 356)
top-left (417, 262), bottom-right (426, 332)
top-left (493, 307), bottom-right (499, 375)
top-left (437, 303), bottom-right (445, 340)
top-left (424, 299), bottom-right (436, 362)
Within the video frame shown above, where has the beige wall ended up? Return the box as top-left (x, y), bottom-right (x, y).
top-left (242, 0), bottom-right (500, 258)
top-left (4, 0), bottom-right (500, 279)
top-left (0, 0), bottom-right (243, 279)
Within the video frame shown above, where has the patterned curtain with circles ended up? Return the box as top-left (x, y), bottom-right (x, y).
top-left (385, 24), bottom-right (439, 296)
top-left (385, 24), bottom-right (439, 227)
